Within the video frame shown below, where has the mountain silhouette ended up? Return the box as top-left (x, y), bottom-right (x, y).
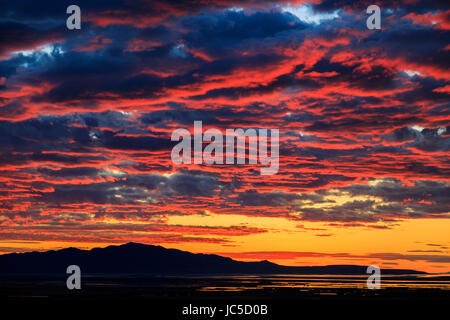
top-left (0, 242), bottom-right (425, 275)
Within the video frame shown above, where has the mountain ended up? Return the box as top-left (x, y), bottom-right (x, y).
top-left (0, 242), bottom-right (426, 275)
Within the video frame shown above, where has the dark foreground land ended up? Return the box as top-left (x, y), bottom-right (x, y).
top-left (2, 275), bottom-right (449, 318)
top-left (1, 244), bottom-right (448, 317)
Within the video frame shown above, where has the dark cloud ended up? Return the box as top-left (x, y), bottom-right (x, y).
top-left (0, 21), bottom-right (63, 56)
top-left (0, 0), bottom-right (448, 253)
top-left (236, 190), bottom-right (304, 207)
top-left (181, 10), bottom-right (307, 48)
top-left (385, 126), bottom-right (449, 151)
top-left (37, 166), bottom-right (100, 177)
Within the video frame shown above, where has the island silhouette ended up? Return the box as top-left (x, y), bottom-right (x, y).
top-left (0, 242), bottom-right (425, 275)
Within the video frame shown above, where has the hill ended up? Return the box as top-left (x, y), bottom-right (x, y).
top-left (0, 242), bottom-right (426, 275)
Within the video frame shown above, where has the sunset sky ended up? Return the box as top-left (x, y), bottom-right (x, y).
top-left (0, 0), bottom-right (449, 273)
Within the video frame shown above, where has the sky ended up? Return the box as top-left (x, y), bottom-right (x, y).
top-left (0, 0), bottom-right (449, 273)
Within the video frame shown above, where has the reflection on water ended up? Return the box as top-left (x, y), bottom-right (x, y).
top-left (2, 273), bottom-right (449, 300)
top-left (195, 274), bottom-right (450, 292)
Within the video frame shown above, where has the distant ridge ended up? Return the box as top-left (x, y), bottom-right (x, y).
top-left (0, 242), bottom-right (426, 275)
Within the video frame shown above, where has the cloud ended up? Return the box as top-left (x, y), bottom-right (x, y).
top-left (219, 250), bottom-right (450, 263)
top-left (282, 4), bottom-right (339, 25)
top-left (0, 0), bottom-right (448, 258)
